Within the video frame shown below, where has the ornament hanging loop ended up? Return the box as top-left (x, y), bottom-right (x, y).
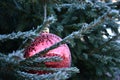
top-left (43, 0), bottom-right (47, 22)
top-left (42, 0), bottom-right (50, 33)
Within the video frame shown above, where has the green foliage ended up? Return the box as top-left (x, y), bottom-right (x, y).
top-left (0, 0), bottom-right (120, 80)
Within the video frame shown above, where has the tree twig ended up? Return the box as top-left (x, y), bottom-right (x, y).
top-left (0, 30), bottom-right (37, 41)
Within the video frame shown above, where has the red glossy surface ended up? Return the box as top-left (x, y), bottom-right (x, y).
top-left (24, 33), bottom-right (71, 74)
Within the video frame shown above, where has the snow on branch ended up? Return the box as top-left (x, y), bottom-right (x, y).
top-left (0, 15), bottom-right (56, 41)
top-left (17, 67), bottom-right (79, 80)
top-left (20, 67), bottom-right (79, 74)
top-left (107, 1), bottom-right (120, 7)
top-left (20, 56), bottom-right (62, 66)
top-left (0, 49), bottom-right (24, 65)
top-left (17, 71), bottom-right (68, 80)
top-left (21, 9), bottom-right (119, 63)
top-left (0, 30), bottom-right (37, 41)
top-left (55, 1), bottom-right (93, 11)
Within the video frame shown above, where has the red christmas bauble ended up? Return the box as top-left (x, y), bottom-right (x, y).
top-left (24, 33), bottom-right (71, 74)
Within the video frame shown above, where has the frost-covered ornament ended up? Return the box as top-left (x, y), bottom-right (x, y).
top-left (24, 28), bottom-right (71, 74)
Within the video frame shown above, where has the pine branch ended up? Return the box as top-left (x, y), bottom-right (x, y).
top-left (17, 71), bottom-right (69, 80)
top-left (56, 1), bottom-right (92, 10)
top-left (20, 56), bottom-right (62, 67)
top-left (92, 53), bottom-right (120, 64)
top-left (0, 15), bottom-right (56, 41)
top-left (0, 1), bottom-right (28, 15)
top-left (17, 67), bottom-right (79, 80)
top-left (0, 52), bottom-right (6, 57)
top-left (0, 53), bottom-right (7, 63)
top-left (0, 30), bottom-right (37, 41)
top-left (0, 52), bottom-right (20, 74)
top-left (13, 0), bottom-right (23, 10)
top-left (107, 1), bottom-right (120, 9)
top-left (20, 67), bottom-right (79, 74)
top-left (1, 2), bottom-right (117, 41)
top-left (0, 49), bottom-right (24, 65)
top-left (21, 9), bottom-right (119, 64)
top-left (90, 33), bottom-right (120, 54)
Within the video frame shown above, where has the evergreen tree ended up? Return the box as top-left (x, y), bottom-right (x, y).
top-left (0, 0), bottom-right (120, 80)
